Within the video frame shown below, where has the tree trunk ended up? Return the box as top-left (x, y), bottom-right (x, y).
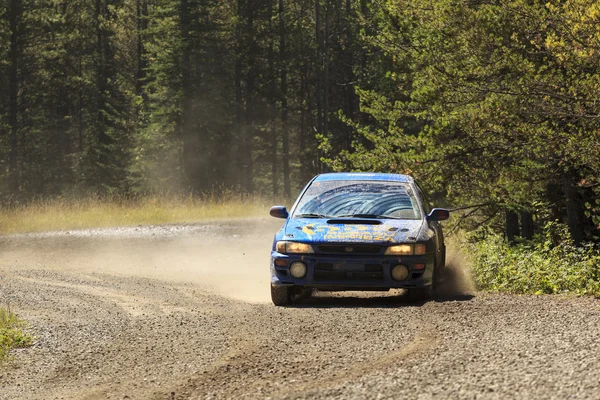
top-left (520, 211), bottom-right (534, 240)
top-left (78, 53), bottom-right (84, 153)
top-left (180, 0), bottom-right (201, 192)
top-left (323, 0), bottom-right (330, 141)
top-left (505, 210), bottom-right (520, 245)
top-left (54, 75), bottom-right (69, 194)
top-left (279, 0), bottom-right (290, 198)
top-left (297, 1), bottom-right (307, 181)
top-left (76, 0), bottom-right (84, 153)
top-left (299, 65), bottom-right (307, 181)
top-left (95, 0), bottom-right (112, 189)
top-left (235, 0), bottom-right (244, 190)
top-left (344, 0), bottom-right (355, 150)
top-left (136, 0), bottom-right (148, 101)
top-left (267, 0), bottom-right (278, 196)
top-left (564, 172), bottom-right (585, 245)
top-left (244, 1), bottom-right (255, 193)
top-left (315, 0), bottom-right (323, 139)
top-left (8, 0), bottom-right (22, 194)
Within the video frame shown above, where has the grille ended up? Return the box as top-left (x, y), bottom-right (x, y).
top-left (317, 245), bottom-right (381, 254)
top-left (314, 263), bottom-right (384, 281)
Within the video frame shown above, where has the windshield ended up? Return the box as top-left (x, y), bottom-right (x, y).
top-left (293, 180), bottom-right (422, 220)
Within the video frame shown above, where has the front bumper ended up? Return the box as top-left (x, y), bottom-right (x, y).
top-left (270, 251), bottom-right (435, 290)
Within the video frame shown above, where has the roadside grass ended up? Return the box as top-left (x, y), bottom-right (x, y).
top-left (462, 223), bottom-right (600, 297)
top-left (0, 195), bottom-right (275, 235)
top-left (0, 307), bottom-right (34, 361)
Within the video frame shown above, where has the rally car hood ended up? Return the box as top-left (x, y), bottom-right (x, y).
top-left (284, 218), bottom-right (424, 244)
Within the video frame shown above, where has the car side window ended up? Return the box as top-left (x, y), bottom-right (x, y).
top-left (415, 183), bottom-right (432, 214)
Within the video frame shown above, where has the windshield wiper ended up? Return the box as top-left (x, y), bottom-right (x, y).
top-left (294, 213), bottom-right (332, 219)
top-left (335, 213), bottom-right (403, 220)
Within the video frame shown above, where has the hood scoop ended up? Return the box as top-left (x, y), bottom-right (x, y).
top-left (326, 218), bottom-right (382, 225)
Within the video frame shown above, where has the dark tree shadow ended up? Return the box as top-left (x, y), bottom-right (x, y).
top-left (291, 289), bottom-right (474, 309)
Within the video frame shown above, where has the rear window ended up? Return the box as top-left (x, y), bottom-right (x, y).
top-left (293, 180), bottom-right (422, 220)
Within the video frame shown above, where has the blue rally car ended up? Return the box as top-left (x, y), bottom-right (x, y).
top-left (269, 172), bottom-right (450, 306)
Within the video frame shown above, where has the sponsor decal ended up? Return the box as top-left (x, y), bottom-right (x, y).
top-left (301, 224), bottom-right (397, 242)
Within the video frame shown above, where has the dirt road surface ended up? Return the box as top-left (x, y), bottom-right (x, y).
top-left (1, 218), bottom-right (599, 399)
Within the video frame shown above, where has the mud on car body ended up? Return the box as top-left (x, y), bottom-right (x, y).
top-left (269, 172), bottom-right (450, 306)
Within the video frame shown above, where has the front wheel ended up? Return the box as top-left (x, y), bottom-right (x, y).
top-left (271, 285), bottom-right (292, 306)
top-left (408, 261), bottom-right (439, 302)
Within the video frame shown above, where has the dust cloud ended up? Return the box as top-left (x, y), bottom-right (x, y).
top-left (1, 219), bottom-right (475, 304)
top-left (439, 243), bottom-right (476, 296)
top-left (0, 218), bottom-right (284, 304)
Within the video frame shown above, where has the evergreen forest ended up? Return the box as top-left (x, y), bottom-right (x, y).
top-left (1, 0), bottom-right (600, 249)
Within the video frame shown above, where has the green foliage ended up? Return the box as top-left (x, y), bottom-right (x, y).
top-left (2, 0), bottom-right (600, 248)
top-left (129, 0), bottom-right (185, 193)
top-left (0, 307), bottom-right (34, 361)
top-left (2, 0), bottom-right (367, 199)
top-left (466, 223), bottom-right (600, 296)
top-left (321, 0), bottom-right (600, 241)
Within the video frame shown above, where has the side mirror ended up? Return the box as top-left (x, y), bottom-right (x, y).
top-left (427, 208), bottom-right (450, 221)
top-left (270, 206), bottom-right (289, 219)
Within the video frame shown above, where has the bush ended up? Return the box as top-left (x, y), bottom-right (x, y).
top-left (465, 222), bottom-right (600, 296)
top-left (0, 307), bottom-right (34, 361)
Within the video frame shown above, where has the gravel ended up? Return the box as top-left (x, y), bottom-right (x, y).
top-left (1, 219), bottom-right (599, 399)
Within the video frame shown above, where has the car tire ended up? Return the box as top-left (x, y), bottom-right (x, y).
top-left (441, 244), bottom-right (447, 270)
top-left (431, 258), bottom-right (440, 298)
top-left (438, 245), bottom-right (447, 284)
top-left (271, 285), bottom-right (292, 306)
top-left (408, 260), bottom-right (439, 302)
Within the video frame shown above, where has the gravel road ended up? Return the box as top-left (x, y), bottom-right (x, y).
top-left (1, 218), bottom-right (599, 400)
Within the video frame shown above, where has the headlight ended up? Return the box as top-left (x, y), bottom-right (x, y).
top-left (385, 243), bottom-right (428, 256)
top-left (276, 241), bottom-right (314, 254)
top-left (385, 244), bottom-right (414, 255)
top-left (391, 264), bottom-right (409, 280)
top-left (290, 262), bottom-right (307, 278)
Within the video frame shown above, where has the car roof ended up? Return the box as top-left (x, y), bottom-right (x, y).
top-left (313, 172), bottom-right (413, 183)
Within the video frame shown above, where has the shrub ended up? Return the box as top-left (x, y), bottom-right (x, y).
top-left (464, 222), bottom-right (600, 296)
top-left (0, 307), bottom-right (34, 361)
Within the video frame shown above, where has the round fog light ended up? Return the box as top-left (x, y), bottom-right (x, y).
top-left (391, 264), bottom-right (409, 281)
top-left (290, 262), bottom-right (307, 278)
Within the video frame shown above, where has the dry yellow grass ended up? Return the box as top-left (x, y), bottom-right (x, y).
top-left (0, 195), bottom-right (275, 234)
